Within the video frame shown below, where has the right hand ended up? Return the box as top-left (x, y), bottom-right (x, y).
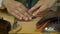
top-left (3, 0), bottom-right (32, 21)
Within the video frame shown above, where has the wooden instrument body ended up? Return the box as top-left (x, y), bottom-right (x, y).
top-left (0, 10), bottom-right (42, 34)
top-left (0, 9), bottom-right (60, 34)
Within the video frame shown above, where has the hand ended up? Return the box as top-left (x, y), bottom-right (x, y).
top-left (28, 0), bottom-right (57, 17)
top-left (3, 0), bottom-right (32, 21)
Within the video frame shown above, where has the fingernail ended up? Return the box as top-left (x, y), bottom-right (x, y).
top-left (29, 17), bottom-right (32, 20)
top-left (19, 18), bottom-right (22, 20)
top-left (32, 14), bottom-right (35, 16)
top-left (25, 18), bottom-right (28, 21)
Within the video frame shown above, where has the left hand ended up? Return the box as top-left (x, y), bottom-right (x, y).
top-left (28, 0), bottom-right (57, 17)
top-left (3, 0), bottom-right (32, 21)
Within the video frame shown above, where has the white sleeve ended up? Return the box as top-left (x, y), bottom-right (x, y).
top-left (0, 0), bottom-right (5, 9)
top-left (0, 0), bottom-right (3, 7)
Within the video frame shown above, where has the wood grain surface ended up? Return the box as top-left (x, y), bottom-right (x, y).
top-left (0, 9), bottom-right (60, 34)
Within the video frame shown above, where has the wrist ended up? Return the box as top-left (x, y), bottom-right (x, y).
top-left (3, 0), bottom-right (15, 7)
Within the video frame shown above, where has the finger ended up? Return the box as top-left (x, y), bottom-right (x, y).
top-left (10, 1), bottom-right (28, 16)
top-left (14, 9), bottom-right (28, 20)
top-left (7, 7), bottom-right (28, 20)
top-left (17, 7), bottom-right (32, 20)
top-left (12, 12), bottom-right (22, 20)
top-left (28, 1), bottom-right (42, 14)
top-left (7, 8), bottom-right (22, 20)
top-left (14, 8), bottom-right (29, 21)
top-left (32, 5), bottom-right (48, 16)
top-left (7, 4), bottom-right (29, 21)
top-left (7, 3), bottom-right (27, 19)
top-left (6, 1), bottom-right (31, 20)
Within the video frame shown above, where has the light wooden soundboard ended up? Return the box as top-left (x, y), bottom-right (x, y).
top-left (0, 10), bottom-right (59, 34)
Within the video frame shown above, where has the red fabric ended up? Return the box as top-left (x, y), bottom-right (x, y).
top-left (36, 20), bottom-right (50, 30)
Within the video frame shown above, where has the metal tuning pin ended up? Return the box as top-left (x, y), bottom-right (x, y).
top-left (13, 18), bottom-right (18, 29)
